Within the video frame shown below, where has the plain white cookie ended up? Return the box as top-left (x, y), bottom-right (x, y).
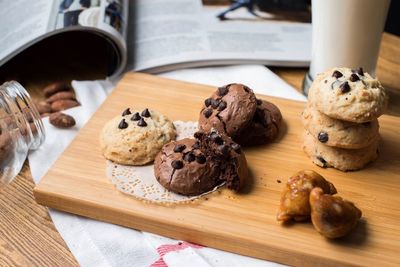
top-left (100, 109), bottom-right (176, 165)
top-left (302, 131), bottom-right (379, 171)
top-left (301, 104), bottom-right (379, 149)
top-left (308, 67), bottom-right (388, 123)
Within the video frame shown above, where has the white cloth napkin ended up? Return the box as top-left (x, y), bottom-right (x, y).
top-left (28, 65), bottom-right (306, 267)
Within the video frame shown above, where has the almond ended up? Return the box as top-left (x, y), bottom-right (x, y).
top-left (51, 99), bottom-right (79, 112)
top-left (43, 82), bottom-right (72, 97)
top-left (46, 91), bottom-right (76, 104)
top-left (36, 101), bottom-right (52, 114)
top-left (49, 112), bottom-right (76, 129)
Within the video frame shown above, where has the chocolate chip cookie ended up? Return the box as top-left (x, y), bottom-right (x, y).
top-left (154, 138), bottom-right (221, 196)
top-left (308, 67), bottom-right (388, 123)
top-left (194, 130), bottom-right (248, 191)
top-left (198, 84), bottom-right (257, 137)
top-left (154, 129), bottom-right (248, 196)
top-left (234, 99), bottom-right (282, 146)
top-left (100, 108), bottom-right (176, 165)
top-left (301, 104), bottom-right (379, 149)
top-left (302, 131), bottom-right (379, 171)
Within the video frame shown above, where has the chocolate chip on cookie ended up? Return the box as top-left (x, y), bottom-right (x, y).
top-left (196, 155), bottom-right (207, 164)
top-left (174, 144), bottom-right (186, 153)
top-left (131, 112), bottom-right (141, 121)
top-left (141, 108), bottom-right (151, 118)
top-left (184, 152), bottom-right (196, 162)
top-left (332, 70), bottom-right (343, 79)
top-left (243, 85), bottom-right (250, 93)
top-left (171, 160), bottom-right (184, 169)
top-left (350, 74), bottom-right (360, 82)
top-left (192, 141), bottom-right (200, 149)
top-left (118, 119), bottom-right (128, 129)
top-left (339, 82), bottom-right (351, 93)
top-left (203, 108), bottom-right (213, 118)
top-left (210, 99), bottom-right (220, 109)
top-left (137, 118), bottom-right (147, 127)
top-left (218, 144), bottom-right (230, 156)
top-left (357, 67), bottom-right (364, 76)
top-left (316, 156), bottom-right (328, 168)
top-left (318, 132), bottom-right (329, 143)
top-left (210, 132), bottom-right (223, 145)
top-left (217, 101), bottom-right (227, 111)
top-left (256, 99), bottom-right (262, 105)
top-left (217, 86), bottom-right (229, 96)
top-left (204, 98), bottom-right (212, 107)
top-left (122, 108), bottom-right (131, 116)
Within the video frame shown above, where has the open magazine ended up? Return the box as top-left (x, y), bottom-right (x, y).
top-left (0, 0), bottom-right (311, 79)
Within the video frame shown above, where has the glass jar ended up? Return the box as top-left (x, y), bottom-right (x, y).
top-left (0, 81), bottom-right (45, 187)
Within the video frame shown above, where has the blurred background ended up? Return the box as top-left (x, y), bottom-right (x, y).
top-left (0, 0), bottom-right (398, 89)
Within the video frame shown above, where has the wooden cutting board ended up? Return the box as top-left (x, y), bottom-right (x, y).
top-left (34, 73), bottom-right (400, 266)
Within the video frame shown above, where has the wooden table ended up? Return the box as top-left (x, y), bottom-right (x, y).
top-left (0, 33), bottom-right (399, 266)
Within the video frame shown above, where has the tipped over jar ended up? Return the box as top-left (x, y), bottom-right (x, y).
top-left (0, 81), bottom-right (45, 187)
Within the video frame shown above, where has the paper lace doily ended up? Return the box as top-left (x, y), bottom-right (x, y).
top-left (107, 121), bottom-right (223, 204)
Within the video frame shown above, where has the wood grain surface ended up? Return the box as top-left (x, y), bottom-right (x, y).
top-left (1, 32), bottom-right (399, 266)
top-left (0, 164), bottom-right (78, 266)
top-left (34, 73), bottom-right (400, 266)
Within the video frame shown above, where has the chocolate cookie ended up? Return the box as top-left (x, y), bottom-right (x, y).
top-left (154, 129), bottom-right (248, 196)
top-left (194, 130), bottom-right (248, 191)
top-left (234, 99), bottom-right (282, 146)
top-left (154, 138), bottom-right (221, 196)
top-left (198, 84), bottom-right (257, 137)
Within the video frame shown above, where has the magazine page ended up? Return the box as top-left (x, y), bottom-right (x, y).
top-left (0, 0), bottom-right (56, 64)
top-left (0, 0), bottom-right (129, 78)
top-left (55, 0), bottom-right (128, 41)
top-left (127, 0), bottom-right (311, 73)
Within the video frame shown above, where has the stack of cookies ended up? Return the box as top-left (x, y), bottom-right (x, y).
top-left (302, 67), bottom-right (388, 171)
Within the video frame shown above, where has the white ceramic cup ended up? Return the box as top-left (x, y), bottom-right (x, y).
top-left (303, 0), bottom-right (391, 95)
